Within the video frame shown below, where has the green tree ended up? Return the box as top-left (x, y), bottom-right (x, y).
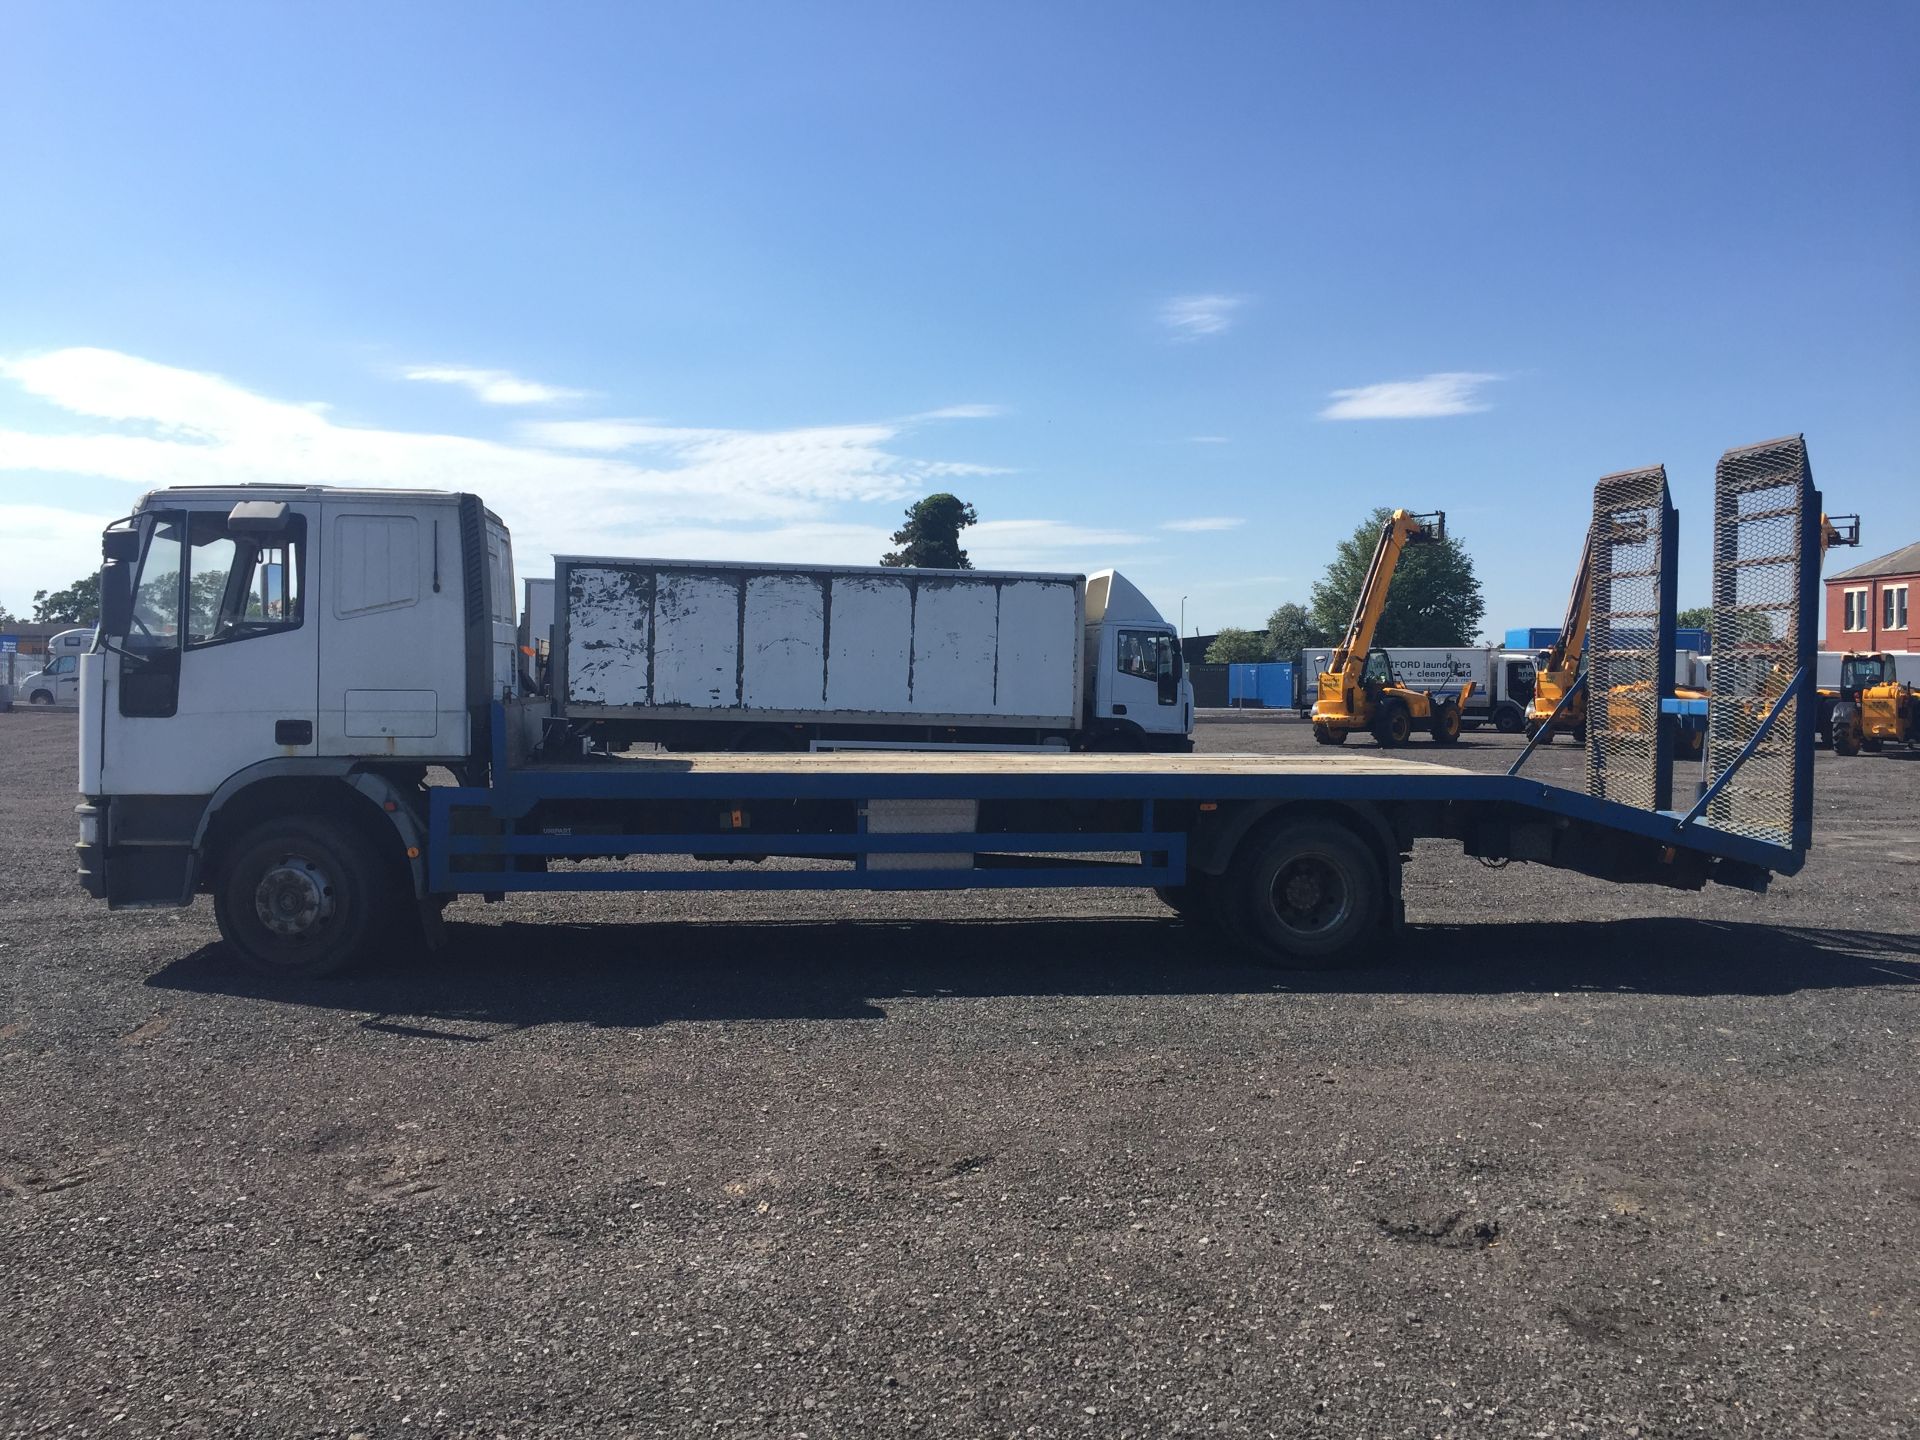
top-left (1265, 602), bottom-right (1325, 659)
top-left (881, 493), bottom-right (977, 569)
top-left (1204, 627), bottom-right (1271, 663)
top-left (0, 602), bottom-right (18, 628)
top-left (1309, 508), bottom-right (1485, 647)
top-left (32, 573), bottom-right (102, 626)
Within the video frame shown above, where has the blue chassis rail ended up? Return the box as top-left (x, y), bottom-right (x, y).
top-left (423, 706), bottom-right (1806, 896)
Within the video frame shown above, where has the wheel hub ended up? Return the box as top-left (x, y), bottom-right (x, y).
top-left (254, 858), bottom-right (335, 939)
top-left (1271, 856), bottom-right (1350, 935)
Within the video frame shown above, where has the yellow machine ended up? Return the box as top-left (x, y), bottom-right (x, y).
top-left (1524, 524), bottom-right (1591, 746)
top-left (1311, 510), bottom-right (1473, 747)
top-left (1831, 652), bottom-right (1918, 756)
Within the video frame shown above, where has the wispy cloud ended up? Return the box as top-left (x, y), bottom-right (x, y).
top-left (1187, 435), bottom-right (1230, 445)
top-left (403, 364), bottom-right (588, 405)
top-left (1159, 294), bottom-right (1246, 340)
top-left (913, 403), bottom-right (1006, 421)
top-left (0, 348), bottom-right (1023, 606)
top-left (1320, 371), bottom-right (1500, 421)
top-left (1161, 516), bottom-right (1244, 532)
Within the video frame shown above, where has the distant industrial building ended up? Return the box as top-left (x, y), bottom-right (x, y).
top-left (1827, 540), bottom-right (1918, 652)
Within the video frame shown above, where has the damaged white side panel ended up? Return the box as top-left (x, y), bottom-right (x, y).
top-left (565, 565), bottom-right (652, 707)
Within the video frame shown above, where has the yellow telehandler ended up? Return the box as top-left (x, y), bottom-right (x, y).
top-left (1310, 510), bottom-right (1473, 747)
top-left (1831, 652), bottom-right (1918, 756)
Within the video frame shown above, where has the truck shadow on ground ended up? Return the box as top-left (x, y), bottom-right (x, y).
top-left (146, 915), bottom-right (1920, 1032)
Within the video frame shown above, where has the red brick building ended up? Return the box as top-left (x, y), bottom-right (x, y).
top-left (1827, 540), bottom-right (1919, 652)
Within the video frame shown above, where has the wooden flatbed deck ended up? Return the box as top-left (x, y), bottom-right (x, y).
top-left (529, 750), bottom-right (1472, 779)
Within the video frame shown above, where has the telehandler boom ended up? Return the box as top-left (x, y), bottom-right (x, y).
top-left (1310, 510), bottom-right (1472, 748)
top-left (1525, 523), bottom-right (1593, 745)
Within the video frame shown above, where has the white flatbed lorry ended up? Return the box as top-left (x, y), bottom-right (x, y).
top-left (74, 436), bottom-right (1826, 979)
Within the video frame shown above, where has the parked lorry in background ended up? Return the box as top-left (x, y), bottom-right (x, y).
top-left (70, 437), bottom-right (1827, 980)
top-left (546, 557), bottom-right (1191, 752)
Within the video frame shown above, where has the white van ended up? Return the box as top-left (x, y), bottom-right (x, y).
top-left (21, 652), bottom-right (81, 705)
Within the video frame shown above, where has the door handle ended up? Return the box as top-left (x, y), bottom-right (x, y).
top-left (275, 719), bottom-right (313, 745)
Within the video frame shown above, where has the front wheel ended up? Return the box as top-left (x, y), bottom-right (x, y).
top-left (1371, 701), bottom-right (1413, 748)
top-left (1429, 703), bottom-right (1462, 745)
top-left (1218, 820), bottom-right (1385, 969)
top-left (1312, 723), bottom-right (1348, 746)
top-left (29, 690), bottom-right (54, 705)
top-left (1494, 705), bottom-right (1525, 735)
top-left (213, 816), bottom-right (395, 979)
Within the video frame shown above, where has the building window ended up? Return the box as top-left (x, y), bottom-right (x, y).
top-left (1886, 584), bottom-right (1909, 632)
top-left (1843, 587), bottom-right (1870, 633)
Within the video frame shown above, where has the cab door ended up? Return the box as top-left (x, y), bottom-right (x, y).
top-left (1112, 626), bottom-right (1185, 737)
top-left (103, 501), bottom-right (321, 799)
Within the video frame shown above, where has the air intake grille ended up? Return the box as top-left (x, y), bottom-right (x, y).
top-left (1700, 436), bottom-right (1815, 849)
top-left (1586, 466), bottom-right (1675, 810)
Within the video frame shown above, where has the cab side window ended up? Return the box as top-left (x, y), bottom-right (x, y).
top-left (1117, 630), bottom-right (1158, 680)
top-left (185, 510), bottom-right (305, 649)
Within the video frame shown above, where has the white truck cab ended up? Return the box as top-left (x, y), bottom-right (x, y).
top-left (1084, 569), bottom-right (1192, 747)
top-left (77, 486), bottom-right (514, 910)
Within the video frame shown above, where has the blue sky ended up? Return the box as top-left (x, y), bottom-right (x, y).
top-left (3, 1), bottom-right (1915, 635)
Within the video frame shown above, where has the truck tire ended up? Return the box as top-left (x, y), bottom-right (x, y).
top-left (1218, 820), bottom-right (1384, 969)
top-left (1371, 701), bottom-right (1412, 748)
top-left (1523, 720), bottom-right (1546, 742)
top-left (1494, 705), bottom-right (1524, 734)
top-left (1832, 725), bottom-right (1859, 757)
top-left (1429, 702), bottom-right (1462, 745)
top-left (30, 689), bottom-right (53, 705)
top-left (1312, 723), bottom-right (1347, 746)
top-left (213, 816), bottom-right (395, 979)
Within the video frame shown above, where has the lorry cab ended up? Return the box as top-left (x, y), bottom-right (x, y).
top-left (1084, 570), bottom-right (1192, 750)
top-left (79, 485), bottom-right (514, 909)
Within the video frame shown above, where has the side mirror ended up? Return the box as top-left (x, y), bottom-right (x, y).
top-left (100, 527), bottom-right (139, 636)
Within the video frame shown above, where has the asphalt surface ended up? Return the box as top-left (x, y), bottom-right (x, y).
top-left (2, 708), bottom-right (1916, 1437)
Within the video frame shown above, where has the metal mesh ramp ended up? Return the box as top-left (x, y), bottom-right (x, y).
top-left (1698, 436), bottom-right (1818, 850)
top-left (1585, 466), bottom-right (1676, 810)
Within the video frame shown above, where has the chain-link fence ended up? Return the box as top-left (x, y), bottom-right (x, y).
top-left (1585, 465), bottom-right (1676, 810)
top-left (1701, 435), bottom-right (1815, 850)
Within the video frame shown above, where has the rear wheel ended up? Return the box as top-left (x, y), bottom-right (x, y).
top-left (1371, 701), bottom-right (1412, 748)
top-left (1429, 702), bottom-right (1462, 745)
top-left (213, 816), bottom-right (395, 979)
top-left (1218, 820), bottom-right (1384, 969)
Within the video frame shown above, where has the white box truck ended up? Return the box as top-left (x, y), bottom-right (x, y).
top-left (551, 557), bottom-right (1192, 751)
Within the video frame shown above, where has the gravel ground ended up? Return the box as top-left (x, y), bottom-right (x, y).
top-left (2, 707), bottom-right (1916, 1438)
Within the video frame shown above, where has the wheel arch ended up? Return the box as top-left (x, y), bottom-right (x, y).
top-left (1191, 798), bottom-right (1404, 929)
top-left (191, 762), bottom-right (427, 897)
